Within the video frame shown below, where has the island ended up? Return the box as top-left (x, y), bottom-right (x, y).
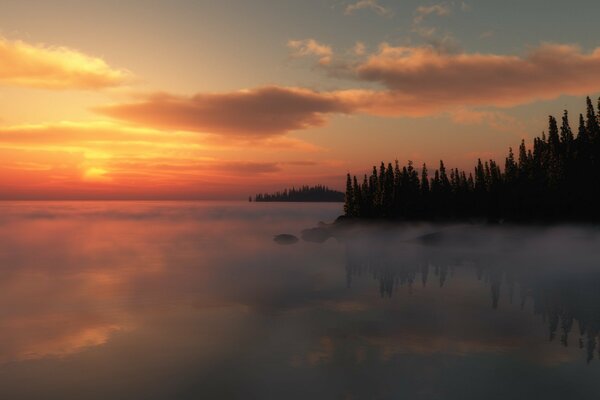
top-left (254, 185), bottom-right (344, 202)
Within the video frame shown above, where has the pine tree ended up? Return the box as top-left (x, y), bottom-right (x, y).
top-left (341, 97), bottom-right (600, 222)
top-left (586, 97), bottom-right (599, 138)
top-left (561, 110), bottom-right (574, 151)
top-left (352, 176), bottom-right (362, 217)
top-left (344, 173), bottom-right (354, 216)
top-left (421, 164), bottom-right (430, 194)
top-left (548, 115), bottom-right (560, 155)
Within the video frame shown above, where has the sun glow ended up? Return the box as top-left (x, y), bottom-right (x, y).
top-left (84, 167), bottom-right (110, 181)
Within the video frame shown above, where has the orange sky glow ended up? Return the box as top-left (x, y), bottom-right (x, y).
top-left (2, 1), bottom-right (600, 199)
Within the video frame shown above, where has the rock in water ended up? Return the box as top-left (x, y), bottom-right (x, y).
top-left (274, 234), bottom-right (299, 245)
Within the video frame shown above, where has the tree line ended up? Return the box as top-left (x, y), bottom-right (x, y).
top-left (344, 97), bottom-right (600, 222)
top-left (254, 185), bottom-right (344, 202)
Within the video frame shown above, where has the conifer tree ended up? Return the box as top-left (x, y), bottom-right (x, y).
top-left (560, 111), bottom-right (574, 151)
top-left (352, 176), bottom-right (362, 216)
top-left (342, 97), bottom-right (600, 222)
top-left (344, 173), bottom-right (354, 216)
top-left (548, 116), bottom-right (560, 154)
top-left (421, 164), bottom-right (430, 194)
top-left (586, 97), bottom-right (599, 138)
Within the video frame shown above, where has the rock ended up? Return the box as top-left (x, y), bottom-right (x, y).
top-left (273, 234), bottom-right (299, 245)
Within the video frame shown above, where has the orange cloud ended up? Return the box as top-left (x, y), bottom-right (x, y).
top-left (357, 43), bottom-right (600, 112)
top-left (0, 121), bottom-right (331, 199)
top-left (95, 43), bottom-right (600, 137)
top-left (449, 108), bottom-right (525, 133)
top-left (96, 86), bottom-right (352, 136)
top-left (0, 36), bottom-right (132, 89)
top-left (215, 161), bottom-right (281, 174)
top-left (288, 39), bottom-right (333, 65)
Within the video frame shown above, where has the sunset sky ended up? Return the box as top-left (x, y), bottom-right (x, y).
top-left (2, 0), bottom-right (600, 199)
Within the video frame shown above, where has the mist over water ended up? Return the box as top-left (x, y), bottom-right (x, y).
top-left (1, 201), bottom-right (600, 399)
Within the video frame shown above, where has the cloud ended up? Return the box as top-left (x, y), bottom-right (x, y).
top-left (96, 86), bottom-right (353, 137)
top-left (0, 36), bottom-right (132, 90)
top-left (0, 121), bottom-right (321, 167)
top-left (204, 135), bottom-right (324, 153)
top-left (92, 43), bottom-right (600, 137)
top-left (215, 161), bottom-right (281, 175)
top-left (288, 39), bottom-right (333, 65)
top-left (413, 4), bottom-right (451, 25)
top-left (411, 3), bottom-right (457, 51)
top-left (354, 43), bottom-right (600, 113)
top-left (344, 0), bottom-right (391, 16)
top-left (353, 41), bottom-right (367, 56)
top-left (0, 120), bottom-right (331, 199)
top-left (449, 108), bottom-right (525, 133)
top-left (209, 160), bottom-right (319, 175)
top-left (0, 121), bottom-right (203, 193)
top-left (284, 160), bottom-right (319, 166)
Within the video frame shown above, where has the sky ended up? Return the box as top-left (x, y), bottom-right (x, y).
top-left (1, 0), bottom-right (600, 199)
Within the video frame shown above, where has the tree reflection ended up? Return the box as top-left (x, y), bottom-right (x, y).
top-left (341, 227), bottom-right (600, 363)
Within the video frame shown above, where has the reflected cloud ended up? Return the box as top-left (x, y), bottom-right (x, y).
top-left (0, 202), bottom-right (342, 365)
top-left (1, 314), bottom-right (125, 363)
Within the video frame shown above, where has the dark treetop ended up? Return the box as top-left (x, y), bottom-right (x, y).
top-left (344, 97), bottom-right (600, 222)
top-left (254, 185), bottom-right (344, 202)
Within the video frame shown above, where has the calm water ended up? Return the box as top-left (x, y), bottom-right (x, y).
top-left (1, 201), bottom-right (600, 399)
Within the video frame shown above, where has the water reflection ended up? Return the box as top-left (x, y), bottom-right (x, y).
top-left (1, 202), bottom-right (600, 399)
top-left (342, 225), bottom-right (600, 363)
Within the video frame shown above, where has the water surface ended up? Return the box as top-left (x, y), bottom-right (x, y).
top-left (1, 201), bottom-right (600, 399)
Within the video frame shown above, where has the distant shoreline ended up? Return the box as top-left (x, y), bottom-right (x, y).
top-left (253, 185), bottom-right (344, 202)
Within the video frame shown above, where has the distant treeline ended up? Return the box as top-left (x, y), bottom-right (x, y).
top-left (344, 97), bottom-right (600, 222)
top-left (254, 185), bottom-right (344, 202)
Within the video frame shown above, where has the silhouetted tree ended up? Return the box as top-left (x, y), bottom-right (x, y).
top-left (343, 97), bottom-right (600, 222)
top-left (344, 174), bottom-right (354, 216)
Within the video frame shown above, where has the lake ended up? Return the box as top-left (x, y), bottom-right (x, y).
top-left (1, 201), bottom-right (600, 399)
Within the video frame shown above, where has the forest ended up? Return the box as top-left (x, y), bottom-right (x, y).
top-left (344, 97), bottom-right (600, 222)
top-left (254, 185), bottom-right (344, 202)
